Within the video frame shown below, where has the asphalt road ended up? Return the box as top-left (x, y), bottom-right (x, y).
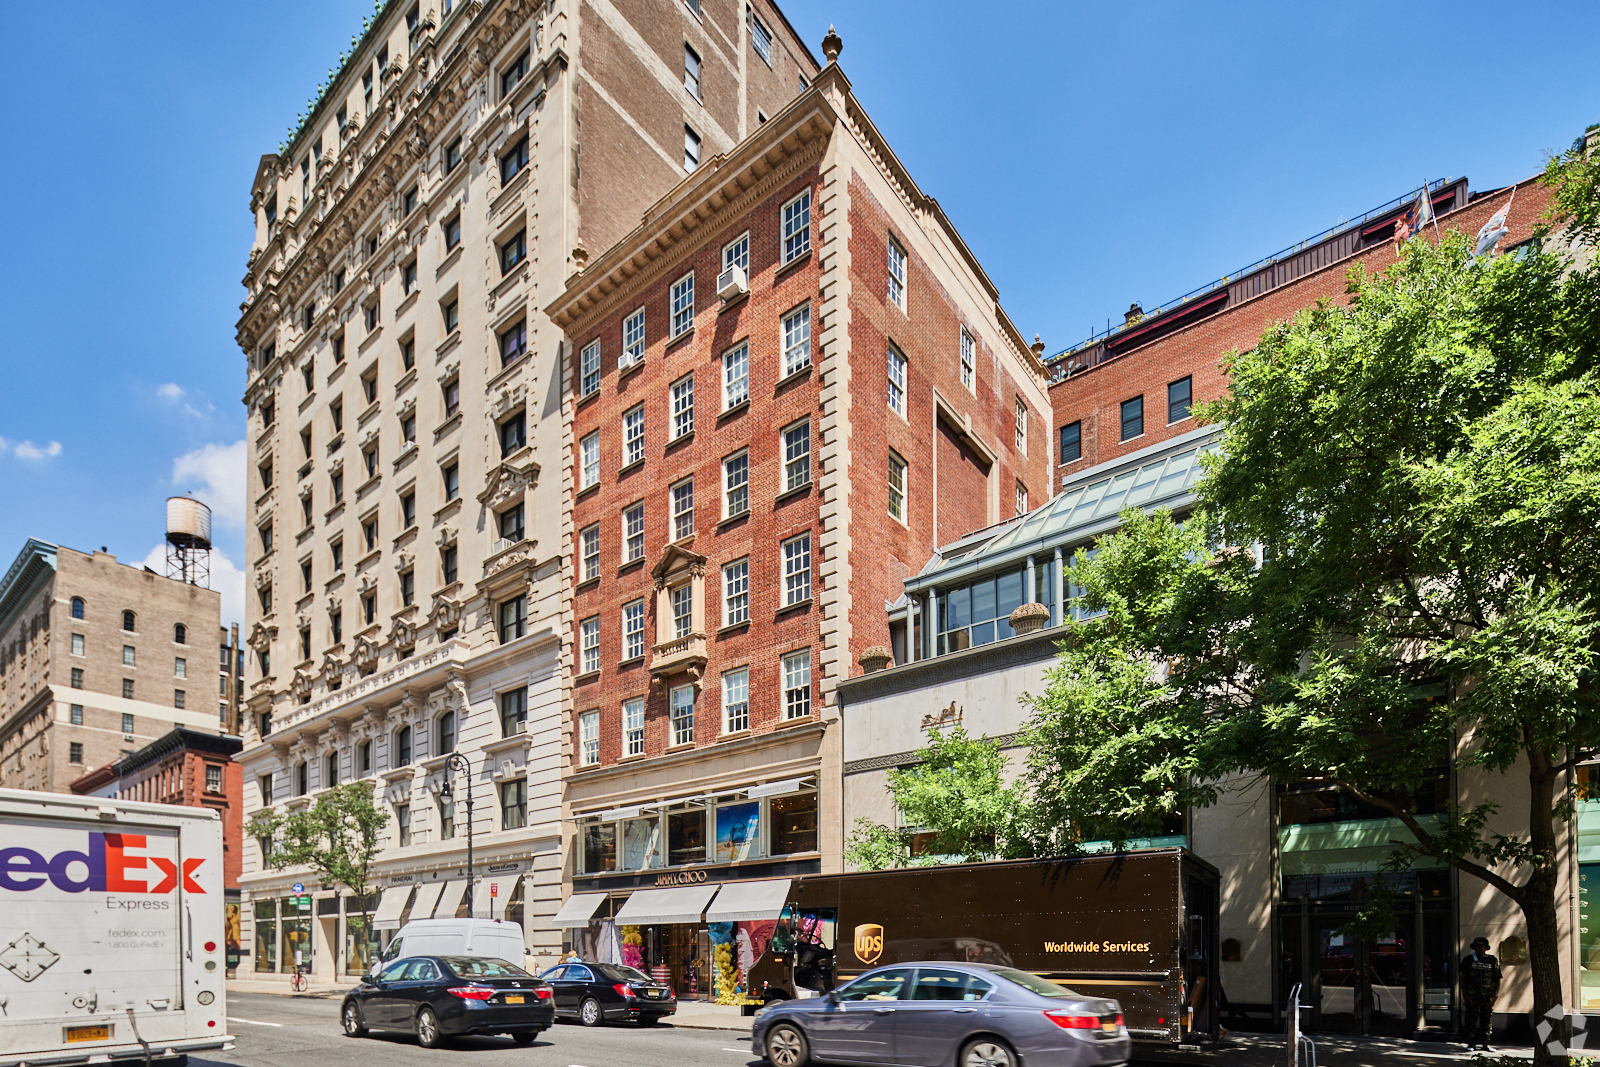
top-left (200, 993), bottom-right (765, 1067)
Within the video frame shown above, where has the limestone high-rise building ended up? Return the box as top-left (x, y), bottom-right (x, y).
top-left (235, 0), bottom-right (816, 982)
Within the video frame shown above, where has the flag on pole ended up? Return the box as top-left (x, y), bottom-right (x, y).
top-left (1394, 186), bottom-right (1434, 251)
top-left (1415, 185), bottom-right (1435, 235)
top-left (1470, 188), bottom-right (1515, 264)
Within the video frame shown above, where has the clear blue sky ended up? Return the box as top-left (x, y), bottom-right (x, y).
top-left (0, 1), bottom-right (1594, 628)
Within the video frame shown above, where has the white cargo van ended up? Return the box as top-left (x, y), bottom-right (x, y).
top-left (373, 919), bottom-right (526, 973)
top-left (0, 789), bottom-right (233, 1067)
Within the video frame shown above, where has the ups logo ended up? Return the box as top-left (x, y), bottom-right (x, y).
top-left (854, 924), bottom-right (884, 965)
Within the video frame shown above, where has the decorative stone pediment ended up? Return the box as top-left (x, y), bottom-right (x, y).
top-left (429, 590), bottom-right (464, 630)
top-left (360, 427), bottom-right (381, 450)
top-left (490, 382), bottom-right (526, 419)
top-left (650, 543), bottom-right (707, 588)
top-left (326, 594), bottom-right (342, 615)
top-left (352, 634), bottom-right (380, 674)
top-left (398, 396), bottom-right (416, 419)
top-left (290, 669), bottom-right (314, 703)
top-left (477, 459), bottom-right (539, 509)
top-left (437, 359), bottom-right (459, 385)
top-left (358, 573), bottom-right (378, 595)
top-left (329, 454), bottom-right (345, 475)
top-left (394, 549), bottom-right (414, 574)
top-left (321, 647), bottom-right (347, 679)
top-left (390, 614), bottom-right (417, 651)
top-left (255, 567), bottom-right (274, 590)
top-left (436, 524), bottom-right (457, 548)
top-left (248, 621), bottom-right (277, 654)
top-left (483, 539), bottom-right (537, 583)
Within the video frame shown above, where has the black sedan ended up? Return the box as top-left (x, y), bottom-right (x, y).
top-left (341, 955), bottom-right (555, 1048)
top-left (537, 962), bottom-right (677, 1026)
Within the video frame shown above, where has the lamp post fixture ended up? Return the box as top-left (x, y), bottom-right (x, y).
top-left (443, 752), bottom-right (475, 916)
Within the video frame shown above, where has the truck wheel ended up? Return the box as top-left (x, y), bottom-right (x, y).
top-left (766, 1023), bottom-right (809, 1067)
top-left (342, 1001), bottom-right (368, 1037)
top-left (579, 997), bottom-right (603, 1026)
top-left (959, 1038), bottom-right (1016, 1067)
top-left (416, 1006), bottom-right (446, 1049)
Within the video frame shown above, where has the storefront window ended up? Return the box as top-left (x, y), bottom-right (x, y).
top-left (345, 894), bottom-right (380, 976)
top-left (938, 567), bottom-right (1026, 653)
top-left (770, 792), bottom-right (819, 855)
top-left (622, 816), bottom-right (661, 869)
top-left (668, 806), bottom-right (707, 865)
top-left (253, 900), bottom-right (277, 972)
top-left (716, 801), bottom-right (761, 863)
top-left (505, 879), bottom-right (525, 930)
top-left (281, 897), bottom-right (313, 972)
top-left (583, 822), bottom-right (617, 873)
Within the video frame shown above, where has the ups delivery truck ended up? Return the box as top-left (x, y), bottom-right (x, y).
top-left (747, 848), bottom-right (1220, 1045)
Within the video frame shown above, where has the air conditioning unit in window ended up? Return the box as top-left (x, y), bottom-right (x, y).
top-left (516, 720), bottom-right (529, 734)
top-left (717, 264), bottom-right (749, 300)
top-left (489, 538), bottom-right (509, 555)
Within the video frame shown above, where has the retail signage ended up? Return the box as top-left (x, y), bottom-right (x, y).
top-left (654, 869), bottom-right (710, 886)
top-left (577, 856), bottom-right (820, 892)
top-left (484, 861), bottom-right (525, 875)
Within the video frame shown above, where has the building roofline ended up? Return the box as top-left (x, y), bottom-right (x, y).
top-left (0, 539), bottom-right (57, 638)
top-left (112, 727), bottom-right (244, 778)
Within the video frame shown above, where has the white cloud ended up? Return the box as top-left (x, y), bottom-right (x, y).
top-left (7, 440), bottom-right (62, 459)
top-left (157, 383), bottom-right (185, 401)
top-left (157, 382), bottom-right (211, 420)
top-left (140, 544), bottom-right (247, 631)
top-left (172, 440), bottom-right (246, 531)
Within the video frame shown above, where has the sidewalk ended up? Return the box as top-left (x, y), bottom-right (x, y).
top-left (227, 978), bottom-right (356, 999)
top-left (1136, 1030), bottom-right (1596, 1066)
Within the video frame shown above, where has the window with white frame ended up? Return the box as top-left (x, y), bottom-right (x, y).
top-left (1015, 396), bottom-right (1028, 452)
top-left (723, 232), bottom-right (749, 272)
top-left (887, 236), bottom-right (906, 309)
top-left (624, 405), bottom-right (645, 466)
top-left (622, 308), bottom-right (645, 367)
top-left (580, 616), bottom-right (600, 675)
top-left (671, 273), bottom-right (695, 336)
top-left (684, 43), bottom-right (702, 98)
top-left (1016, 481), bottom-right (1028, 516)
top-left (723, 557), bottom-right (749, 626)
top-left (623, 697), bottom-right (645, 756)
top-left (722, 667), bottom-right (750, 734)
top-left (724, 450), bottom-right (749, 518)
top-left (960, 326), bottom-right (975, 390)
top-left (670, 684), bottom-right (695, 745)
top-left (580, 431), bottom-right (600, 489)
top-left (888, 451), bottom-right (907, 522)
top-left (671, 584), bottom-right (693, 638)
top-left (783, 420), bottom-right (811, 491)
top-left (672, 477), bottom-right (695, 540)
top-left (783, 649), bottom-right (812, 719)
top-left (671, 374), bottom-right (695, 439)
top-left (887, 345), bottom-right (906, 415)
top-left (624, 502), bottom-right (645, 562)
top-left (684, 126), bottom-right (701, 171)
top-left (782, 190), bottom-right (811, 263)
top-left (783, 533), bottom-right (812, 605)
top-left (579, 710), bottom-right (600, 766)
top-left (622, 599), bottom-right (645, 660)
top-left (580, 523), bottom-right (600, 582)
top-left (751, 10), bottom-right (773, 63)
top-left (580, 340), bottom-right (601, 397)
top-left (723, 342), bottom-right (749, 409)
top-left (781, 305), bottom-right (811, 376)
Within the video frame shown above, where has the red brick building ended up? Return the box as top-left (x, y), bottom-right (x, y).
top-left (543, 55), bottom-right (1048, 985)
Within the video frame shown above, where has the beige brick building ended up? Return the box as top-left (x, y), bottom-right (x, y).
top-left (234, 0), bottom-right (816, 983)
top-left (0, 539), bottom-right (225, 792)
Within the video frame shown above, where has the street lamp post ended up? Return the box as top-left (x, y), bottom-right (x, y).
top-left (443, 752), bottom-right (475, 917)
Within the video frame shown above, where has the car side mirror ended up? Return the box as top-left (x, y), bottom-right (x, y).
top-left (826, 990), bottom-right (842, 1006)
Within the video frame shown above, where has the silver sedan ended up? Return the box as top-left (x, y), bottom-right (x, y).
top-left (751, 962), bottom-right (1130, 1067)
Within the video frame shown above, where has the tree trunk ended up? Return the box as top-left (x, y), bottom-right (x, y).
top-left (1522, 747), bottom-right (1568, 1067)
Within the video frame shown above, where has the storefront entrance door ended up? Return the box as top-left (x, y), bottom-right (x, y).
top-left (1282, 906), bottom-right (1449, 1037)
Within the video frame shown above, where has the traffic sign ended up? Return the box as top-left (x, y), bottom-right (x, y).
top-left (292, 883), bottom-right (304, 894)
top-left (490, 883), bottom-right (499, 898)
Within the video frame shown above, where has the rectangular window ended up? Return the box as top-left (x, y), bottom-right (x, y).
top-left (174, 657), bottom-right (187, 679)
top-left (1016, 481), bottom-right (1029, 516)
top-left (622, 308), bottom-right (645, 367)
top-left (782, 305), bottom-right (811, 376)
top-left (960, 327), bottom-right (975, 390)
top-left (723, 342), bottom-right (749, 409)
top-left (501, 50), bottom-right (530, 97)
top-left (205, 764), bottom-right (222, 793)
top-left (670, 273), bottom-right (695, 337)
top-left (444, 299), bottom-right (459, 332)
top-left (1169, 375), bottom-right (1193, 423)
top-left (174, 689), bottom-right (186, 709)
top-left (888, 451), bottom-right (907, 522)
top-left (1060, 420), bottom-right (1082, 463)
top-left (1121, 395), bottom-right (1144, 441)
top-left (684, 43), bottom-right (702, 98)
top-left (782, 190), bottom-right (811, 262)
top-left (402, 185), bottom-right (418, 217)
top-left (499, 687), bottom-right (527, 736)
top-left (498, 596), bottom-right (527, 643)
top-left (499, 319), bottom-right (527, 366)
top-left (887, 346), bottom-right (906, 415)
top-left (624, 405), bottom-right (645, 466)
top-left (401, 570), bottom-right (414, 607)
top-left (439, 797), bottom-right (455, 840)
top-left (500, 411), bottom-right (526, 456)
top-left (500, 778), bottom-right (527, 830)
top-left (887, 236), bottom-right (906, 308)
top-left (684, 126), bottom-right (701, 171)
top-left (1015, 396), bottom-right (1028, 452)
top-left (580, 617), bottom-right (600, 675)
top-left (623, 697), bottom-right (645, 756)
top-left (723, 232), bottom-right (750, 272)
top-left (441, 545), bottom-right (458, 585)
top-left (71, 633), bottom-right (84, 656)
top-left (443, 214), bottom-right (461, 251)
top-left (123, 645), bottom-right (136, 667)
top-left (671, 374), bottom-right (695, 439)
top-left (672, 478), bottom-right (695, 540)
top-left (723, 557), bottom-right (749, 626)
top-left (443, 462), bottom-right (460, 501)
top-left (783, 650), bottom-right (812, 719)
top-left (624, 503), bottom-right (645, 562)
top-left (580, 430), bottom-right (600, 489)
top-left (723, 451), bottom-right (749, 518)
top-left (783, 533), bottom-right (812, 604)
top-left (401, 491), bottom-right (416, 528)
top-left (499, 503), bottom-right (525, 543)
top-left (671, 585), bottom-right (693, 639)
top-left (580, 340), bottom-right (601, 397)
top-left (444, 136), bottom-right (462, 175)
top-left (396, 804), bottom-right (412, 846)
top-left (499, 229), bottom-right (527, 275)
top-left (442, 376), bottom-right (460, 416)
top-left (622, 599), bottom-right (645, 660)
top-left (122, 711), bottom-right (134, 734)
top-left (70, 704), bottom-right (83, 725)
top-left (579, 710), bottom-right (600, 766)
top-left (669, 685), bottom-right (695, 746)
top-left (722, 668), bottom-right (750, 734)
top-left (751, 11), bottom-right (772, 62)
top-left (580, 524), bottom-right (600, 582)
top-left (69, 742), bottom-right (82, 764)
top-left (783, 420), bottom-right (811, 491)
top-left (402, 260), bottom-right (418, 296)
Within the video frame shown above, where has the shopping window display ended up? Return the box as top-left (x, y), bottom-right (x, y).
top-left (575, 788), bottom-right (818, 874)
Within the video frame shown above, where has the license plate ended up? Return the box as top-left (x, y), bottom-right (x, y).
top-left (67, 1026), bottom-right (110, 1043)
top-left (643, 990), bottom-right (659, 998)
top-left (1101, 1022), bottom-right (1116, 1033)
top-left (505, 995), bottom-right (525, 1004)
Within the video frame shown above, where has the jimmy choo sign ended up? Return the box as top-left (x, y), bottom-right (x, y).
top-left (655, 869), bottom-right (710, 886)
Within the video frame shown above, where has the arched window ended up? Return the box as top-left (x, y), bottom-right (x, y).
top-left (70, 598), bottom-right (85, 620)
top-left (174, 623), bottom-right (187, 645)
top-left (396, 726), bottom-right (412, 766)
top-left (325, 751), bottom-right (339, 786)
top-left (438, 711), bottom-right (456, 755)
top-left (295, 761), bottom-right (308, 796)
top-left (122, 610), bottom-right (136, 632)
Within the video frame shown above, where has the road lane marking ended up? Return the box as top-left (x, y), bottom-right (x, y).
top-left (723, 1049), bottom-right (752, 1053)
top-left (226, 1016), bottom-right (283, 1027)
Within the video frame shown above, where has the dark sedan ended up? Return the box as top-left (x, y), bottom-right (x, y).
top-left (341, 955), bottom-right (555, 1048)
top-left (537, 962), bottom-right (677, 1026)
top-left (751, 962), bottom-right (1129, 1067)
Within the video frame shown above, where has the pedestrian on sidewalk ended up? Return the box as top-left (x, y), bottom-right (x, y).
top-left (1459, 936), bottom-right (1501, 1051)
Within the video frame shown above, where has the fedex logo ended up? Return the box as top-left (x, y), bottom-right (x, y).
top-left (0, 834), bottom-right (205, 894)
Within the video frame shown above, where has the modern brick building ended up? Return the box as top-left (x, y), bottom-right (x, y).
top-left (543, 46), bottom-right (1049, 995)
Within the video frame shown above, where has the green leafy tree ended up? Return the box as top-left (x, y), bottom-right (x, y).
top-left (1025, 208), bottom-right (1600, 1063)
top-left (845, 727), bottom-right (1034, 870)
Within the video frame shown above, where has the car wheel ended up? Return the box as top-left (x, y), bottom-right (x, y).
top-left (512, 1032), bottom-right (537, 1045)
top-left (766, 1023), bottom-right (809, 1067)
top-left (638, 1016), bottom-right (661, 1026)
top-left (959, 1038), bottom-right (1016, 1067)
top-left (342, 1002), bottom-right (368, 1038)
top-left (416, 1006), bottom-right (446, 1049)
top-left (579, 997), bottom-right (603, 1027)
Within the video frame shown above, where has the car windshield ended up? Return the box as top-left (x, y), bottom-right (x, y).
top-left (596, 964), bottom-right (652, 984)
top-left (443, 957), bottom-right (530, 978)
top-left (992, 968), bottom-right (1079, 998)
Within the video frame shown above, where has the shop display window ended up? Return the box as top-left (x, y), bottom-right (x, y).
top-left (770, 792), bottom-right (819, 855)
top-left (668, 806), bottom-right (707, 866)
top-left (623, 817), bottom-right (661, 869)
top-left (583, 822), bottom-right (617, 873)
top-left (716, 801), bottom-right (761, 863)
top-left (253, 901), bottom-right (277, 972)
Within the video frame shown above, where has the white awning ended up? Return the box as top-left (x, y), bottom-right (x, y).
top-left (432, 880), bottom-right (466, 919)
top-left (409, 882), bottom-right (445, 922)
top-left (551, 892), bottom-right (610, 929)
top-left (612, 884), bottom-right (719, 926)
top-left (475, 874), bottom-right (522, 920)
top-left (704, 878), bottom-right (791, 924)
top-left (372, 886), bottom-right (412, 931)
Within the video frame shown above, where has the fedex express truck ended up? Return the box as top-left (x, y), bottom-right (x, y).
top-left (0, 789), bottom-right (234, 1067)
